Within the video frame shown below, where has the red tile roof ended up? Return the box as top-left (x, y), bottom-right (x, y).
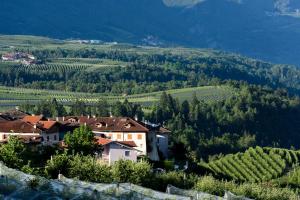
top-left (0, 120), bottom-right (42, 133)
top-left (97, 137), bottom-right (113, 146)
top-left (22, 115), bottom-right (45, 124)
top-left (39, 121), bottom-right (57, 129)
top-left (96, 137), bottom-right (137, 148)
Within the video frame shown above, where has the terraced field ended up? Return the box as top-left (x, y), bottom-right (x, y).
top-left (202, 147), bottom-right (300, 183)
top-left (0, 85), bottom-right (234, 108)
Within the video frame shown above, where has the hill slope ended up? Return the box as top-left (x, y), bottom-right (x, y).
top-left (1, 0), bottom-right (300, 65)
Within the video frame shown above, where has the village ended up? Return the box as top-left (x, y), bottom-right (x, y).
top-left (1, 52), bottom-right (37, 65)
top-left (0, 109), bottom-right (170, 165)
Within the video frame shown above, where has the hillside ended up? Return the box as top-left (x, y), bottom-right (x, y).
top-left (0, 85), bottom-right (233, 109)
top-left (1, 0), bottom-right (300, 65)
top-left (0, 35), bottom-right (299, 96)
top-left (202, 146), bottom-right (300, 182)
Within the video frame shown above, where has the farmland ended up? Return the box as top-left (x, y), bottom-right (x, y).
top-left (202, 147), bottom-right (300, 183)
top-left (0, 85), bottom-right (233, 109)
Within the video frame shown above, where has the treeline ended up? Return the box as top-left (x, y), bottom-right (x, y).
top-left (149, 83), bottom-right (300, 160)
top-left (1, 47), bottom-right (300, 94)
top-left (20, 98), bottom-right (143, 119)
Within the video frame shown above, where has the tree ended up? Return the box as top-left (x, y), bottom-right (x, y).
top-left (0, 136), bottom-right (26, 168)
top-left (96, 99), bottom-right (110, 117)
top-left (64, 126), bottom-right (98, 155)
top-left (70, 100), bottom-right (87, 116)
top-left (112, 160), bottom-right (152, 184)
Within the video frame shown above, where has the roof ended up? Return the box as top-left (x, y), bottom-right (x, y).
top-left (81, 117), bottom-right (149, 132)
top-left (0, 120), bottom-right (42, 133)
top-left (118, 141), bottom-right (137, 148)
top-left (97, 137), bottom-right (113, 146)
top-left (0, 119), bottom-right (59, 134)
top-left (1, 109), bottom-right (29, 120)
top-left (39, 121), bottom-right (57, 130)
top-left (96, 137), bottom-right (137, 148)
top-left (22, 115), bottom-right (45, 124)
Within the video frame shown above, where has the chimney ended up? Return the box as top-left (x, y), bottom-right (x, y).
top-left (62, 116), bottom-right (65, 121)
top-left (88, 115), bottom-right (90, 119)
top-left (134, 115), bottom-right (138, 121)
top-left (84, 122), bottom-right (87, 126)
top-left (15, 106), bottom-right (19, 111)
top-left (93, 115), bottom-right (96, 118)
top-left (32, 114), bottom-right (35, 116)
top-left (110, 112), bottom-right (113, 118)
top-left (33, 124), bottom-right (37, 129)
top-left (56, 117), bottom-right (59, 121)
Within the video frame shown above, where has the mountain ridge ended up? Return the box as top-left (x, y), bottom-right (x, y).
top-left (1, 0), bottom-right (300, 65)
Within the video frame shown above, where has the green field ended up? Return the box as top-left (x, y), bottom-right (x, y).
top-left (202, 147), bottom-right (300, 183)
top-left (0, 85), bottom-right (233, 108)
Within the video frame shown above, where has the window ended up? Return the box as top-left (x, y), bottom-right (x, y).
top-left (125, 151), bottom-right (130, 157)
top-left (47, 136), bottom-right (49, 141)
top-left (54, 135), bottom-right (57, 141)
top-left (137, 134), bottom-right (142, 140)
top-left (117, 134), bottom-right (121, 140)
top-left (127, 134), bottom-right (132, 140)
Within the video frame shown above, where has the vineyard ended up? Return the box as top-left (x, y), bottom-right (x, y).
top-left (0, 85), bottom-right (234, 108)
top-left (202, 147), bottom-right (300, 183)
top-left (0, 58), bottom-right (128, 73)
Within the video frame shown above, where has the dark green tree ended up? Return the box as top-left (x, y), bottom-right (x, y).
top-left (64, 126), bottom-right (98, 155)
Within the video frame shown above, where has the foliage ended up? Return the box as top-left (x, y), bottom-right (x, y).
top-left (0, 136), bottom-right (26, 169)
top-left (145, 171), bottom-right (198, 192)
top-left (195, 175), bottom-right (299, 200)
top-left (44, 152), bottom-right (70, 179)
top-left (64, 126), bottom-right (98, 155)
top-left (151, 83), bottom-right (300, 160)
top-left (202, 146), bottom-right (300, 183)
top-left (112, 159), bottom-right (152, 185)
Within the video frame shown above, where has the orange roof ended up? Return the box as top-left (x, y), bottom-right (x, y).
top-left (96, 137), bottom-right (137, 148)
top-left (97, 137), bottom-right (113, 146)
top-left (22, 115), bottom-right (44, 124)
top-left (39, 121), bottom-right (57, 129)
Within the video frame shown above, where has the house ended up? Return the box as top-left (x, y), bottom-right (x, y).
top-left (55, 116), bottom-right (170, 161)
top-left (0, 115), bottom-right (60, 145)
top-left (97, 137), bottom-right (141, 165)
top-left (1, 52), bottom-right (36, 64)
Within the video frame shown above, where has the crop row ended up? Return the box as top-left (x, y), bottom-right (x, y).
top-left (206, 147), bottom-right (300, 182)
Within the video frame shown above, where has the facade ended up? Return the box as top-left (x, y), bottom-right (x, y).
top-left (97, 137), bottom-right (140, 165)
top-left (0, 115), bottom-right (60, 145)
top-left (55, 116), bottom-right (170, 161)
top-left (0, 110), bottom-right (170, 162)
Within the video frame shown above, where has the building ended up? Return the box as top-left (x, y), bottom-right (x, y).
top-left (1, 52), bottom-right (36, 64)
top-left (55, 116), bottom-right (170, 161)
top-left (0, 115), bottom-right (60, 145)
top-left (0, 111), bottom-right (170, 162)
top-left (97, 137), bottom-right (141, 165)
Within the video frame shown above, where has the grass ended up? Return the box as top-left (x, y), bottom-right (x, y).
top-left (0, 85), bottom-right (234, 108)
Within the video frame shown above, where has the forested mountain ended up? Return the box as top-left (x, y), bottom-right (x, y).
top-left (1, 0), bottom-right (300, 65)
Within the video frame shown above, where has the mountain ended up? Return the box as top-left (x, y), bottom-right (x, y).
top-left (1, 0), bottom-right (300, 65)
